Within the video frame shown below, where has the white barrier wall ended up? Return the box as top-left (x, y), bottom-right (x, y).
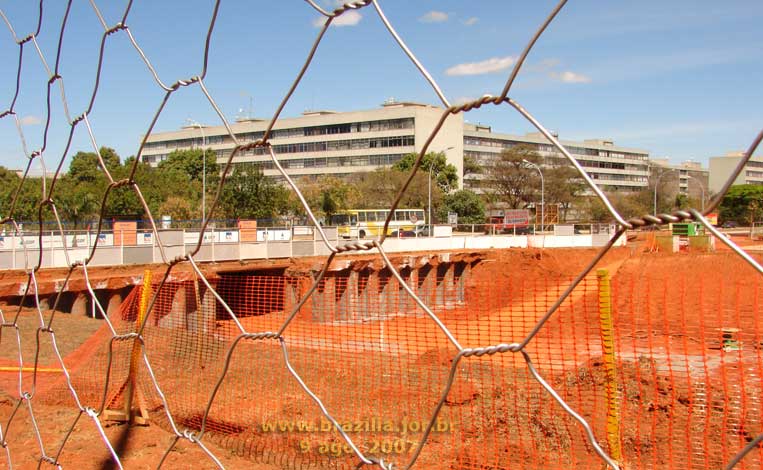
top-left (0, 228), bottom-right (626, 269)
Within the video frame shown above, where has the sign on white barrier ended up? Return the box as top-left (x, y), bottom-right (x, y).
top-left (184, 231), bottom-right (215, 245)
top-left (217, 230), bottom-right (238, 243)
top-left (137, 232), bottom-right (154, 245)
top-left (257, 229), bottom-right (291, 241)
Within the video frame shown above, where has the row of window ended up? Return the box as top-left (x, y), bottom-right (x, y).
top-left (354, 209), bottom-right (424, 223)
top-left (153, 135), bottom-right (226, 150)
top-left (579, 160), bottom-right (627, 170)
top-left (143, 151), bottom-right (406, 169)
top-left (257, 154), bottom-right (405, 170)
top-left (236, 136), bottom-right (415, 156)
top-left (463, 151), bottom-right (648, 174)
top-left (557, 157), bottom-right (647, 172)
top-left (304, 118), bottom-right (414, 136)
top-left (590, 173), bottom-right (647, 183)
top-left (464, 137), bottom-right (648, 161)
top-left (142, 154), bottom-right (164, 163)
top-left (143, 118), bottom-right (415, 150)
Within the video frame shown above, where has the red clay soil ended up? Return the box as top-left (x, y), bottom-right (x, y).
top-left (4, 244), bottom-right (763, 469)
top-left (0, 246), bottom-right (631, 470)
top-left (0, 398), bottom-right (280, 470)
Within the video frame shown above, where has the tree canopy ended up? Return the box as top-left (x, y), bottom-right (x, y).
top-left (720, 184), bottom-right (763, 225)
top-left (544, 165), bottom-right (586, 222)
top-left (0, 146), bottom-right (297, 228)
top-left (218, 164), bottom-right (291, 220)
top-left (158, 148), bottom-right (219, 185)
top-left (485, 144), bottom-right (542, 209)
top-left (439, 189), bottom-right (485, 224)
top-left (392, 151), bottom-right (459, 193)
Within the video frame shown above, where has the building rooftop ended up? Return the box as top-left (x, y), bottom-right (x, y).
top-left (464, 125), bottom-right (646, 154)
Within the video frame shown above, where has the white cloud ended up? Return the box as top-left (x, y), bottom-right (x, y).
top-left (525, 58), bottom-right (560, 73)
top-left (312, 10), bottom-right (362, 27)
top-left (446, 56), bottom-right (517, 76)
top-left (463, 17), bottom-right (479, 26)
top-left (20, 115), bottom-right (42, 126)
top-left (549, 70), bottom-right (591, 83)
top-left (419, 11), bottom-right (449, 23)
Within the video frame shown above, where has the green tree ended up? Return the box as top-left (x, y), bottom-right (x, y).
top-left (438, 189), bottom-right (485, 224)
top-left (674, 193), bottom-right (690, 210)
top-left (56, 176), bottom-right (102, 228)
top-left (720, 184), bottom-right (763, 225)
top-left (219, 164), bottom-right (290, 220)
top-left (463, 154), bottom-right (482, 177)
top-left (544, 165), bottom-right (585, 222)
top-left (68, 147), bottom-right (121, 183)
top-left (295, 175), bottom-right (359, 220)
top-left (351, 168), bottom-right (441, 218)
top-left (392, 151), bottom-right (458, 192)
top-left (650, 168), bottom-right (680, 214)
top-left (581, 196), bottom-right (610, 223)
top-left (0, 167), bottom-right (22, 219)
top-left (486, 144), bottom-right (541, 209)
top-left (158, 148), bottom-right (218, 185)
top-left (158, 196), bottom-right (195, 225)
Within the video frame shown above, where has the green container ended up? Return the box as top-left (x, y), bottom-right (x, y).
top-left (672, 222), bottom-right (703, 236)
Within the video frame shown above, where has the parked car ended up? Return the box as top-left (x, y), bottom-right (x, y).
top-left (513, 225), bottom-right (535, 235)
top-left (390, 226), bottom-right (430, 238)
top-left (413, 226), bottom-right (430, 237)
top-left (721, 221), bottom-right (739, 228)
top-left (390, 229), bottom-right (415, 238)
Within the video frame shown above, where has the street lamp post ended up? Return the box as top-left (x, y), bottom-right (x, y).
top-left (685, 174), bottom-right (706, 212)
top-left (653, 168), bottom-right (677, 215)
top-left (187, 119), bottom-right (206, 221)
top-left (522, 159), bottom-right (544, 232)
top-left (428, 163), bottom-right (432, 231)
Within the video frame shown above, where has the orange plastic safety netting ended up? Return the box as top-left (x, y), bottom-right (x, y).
top-left (24, 249), bottom-right (763, 470)
top-left (1, 1), bottom-right (762, 469)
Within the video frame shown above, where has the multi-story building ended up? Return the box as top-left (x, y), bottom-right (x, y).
top-left (462, 123), bottom-right (650, 193)
top-left (142, 101), bottom-right (463, 185)
top-left (709, 151), bottom-right (763, 194)
top-left (142, 101), bottom-right (650, 194)
top-left (650, 158), bottom-right (709, 208)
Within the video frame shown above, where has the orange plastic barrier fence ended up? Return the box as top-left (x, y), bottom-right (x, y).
top-left (36, 255), bottom-right (763, 470)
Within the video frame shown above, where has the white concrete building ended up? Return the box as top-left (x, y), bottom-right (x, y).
top-left (651, 158), bottom-right (709, 207)
top-left (709, 151), bottom-right (763, 193)
top-left (142, 101), bottom-right (463, 185)
top-left (462, 124), bottom-right (650, 193)
top-left (142, 101), bottom-right (650, 193)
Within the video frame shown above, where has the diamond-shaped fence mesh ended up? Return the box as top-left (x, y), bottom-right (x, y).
top-left (1, 1), bottom-right (762, 469)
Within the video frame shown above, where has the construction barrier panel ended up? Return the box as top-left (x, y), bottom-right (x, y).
top-left (16, 251), bottom-right (763, 470)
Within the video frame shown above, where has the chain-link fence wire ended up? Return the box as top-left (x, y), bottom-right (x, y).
top-left (30, 253), bottom-right (763, 469)
top-left (0, 0), bottom-right (762, 468)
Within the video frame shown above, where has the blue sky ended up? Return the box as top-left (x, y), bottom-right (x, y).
top-left (1, 0), bottom-right (761, 174)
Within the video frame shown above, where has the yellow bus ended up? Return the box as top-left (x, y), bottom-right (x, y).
top-left (330, 208), bottom-right (425, 239)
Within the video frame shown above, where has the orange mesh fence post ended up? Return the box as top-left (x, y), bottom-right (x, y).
top-left (104, 269), bottom-right (151, 424)
top-left (597, 268), bottom-right (622, 463)
top-left (644, 231), bottom-right (657, 252)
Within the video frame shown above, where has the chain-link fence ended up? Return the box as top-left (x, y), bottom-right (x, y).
top-left (1, 1), bottom-right (762, 469)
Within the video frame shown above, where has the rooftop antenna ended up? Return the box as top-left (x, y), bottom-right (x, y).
top-left (237, 91), bottom-right (254, 121)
